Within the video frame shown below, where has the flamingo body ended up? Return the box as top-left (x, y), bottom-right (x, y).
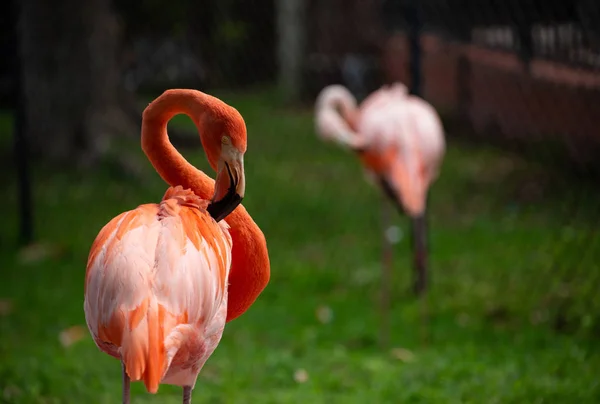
top-left (83, 88), bottom-right (270, 403)
top-left (314, 82), bottom-right (445, 297)
top-left (356, 88), bottom-right (445, 216)
top-left (85, 186), bottom-right (231, 392)
top-left (315, 82), bottom-right (445, 217)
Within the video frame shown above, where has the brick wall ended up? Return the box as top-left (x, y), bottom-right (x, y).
top-left (381, 32), bottom-right (600, 165)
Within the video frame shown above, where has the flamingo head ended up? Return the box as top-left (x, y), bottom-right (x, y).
top-left (204, 108), bottom-right (247, 222)
top-left (314, 85), bottom-right (364, 150)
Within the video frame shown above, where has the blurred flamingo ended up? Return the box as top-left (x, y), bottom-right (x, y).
top-left (315, 83), bottom-right (445, 340)
top-left (84, 89), bottom-right (270, 404)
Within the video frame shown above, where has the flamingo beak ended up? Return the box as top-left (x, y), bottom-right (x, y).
top-left (207, 155), bottom-right (245, 222)
top-left (377, 175), bottom-right (404, 215)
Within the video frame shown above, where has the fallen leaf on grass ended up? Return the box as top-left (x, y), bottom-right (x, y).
top-left (59, 325), bottom-right (86, 347)
top-left (0, 299), bottom-right (13, 316)
top-left (315, 305), bottom-right (333, 324)
top-left (18, 243), bottom-right (67, 265)
top-left (390, 347), bottom-right (416, 363)
top-left (293, 368), bottom-right (309, 383)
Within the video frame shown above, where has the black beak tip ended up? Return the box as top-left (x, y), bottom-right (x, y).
top-left (207, 161), bottom-right (243, 222)
top-left (207, 193), bottom-right (243, 222)
top-left (378, 176), bottom-right (407, 215)
top-left (352, 146), bottom-right (366, 155)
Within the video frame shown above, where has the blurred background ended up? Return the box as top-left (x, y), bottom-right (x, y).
top-left (1, 0), bottom-right (600, 402)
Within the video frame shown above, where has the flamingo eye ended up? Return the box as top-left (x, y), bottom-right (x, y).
top-left (221, 136), bottom-right (231, 145)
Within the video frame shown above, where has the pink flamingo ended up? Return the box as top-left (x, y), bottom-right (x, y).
top-left (315, 83), bottom-right (445, 341)
top-left (84, 89), bottom-right (270, 404)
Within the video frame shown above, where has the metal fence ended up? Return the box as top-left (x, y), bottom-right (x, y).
top-left (378, 0), bottom-right (600, 337)
top-left (222, 0), bottom-right (600, 337)
top-left (420, 0), bottom-right (599, 69)
top-left (304, 0), bottom-right (600, 173)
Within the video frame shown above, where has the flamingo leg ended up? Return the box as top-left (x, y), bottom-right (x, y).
top-left (411, 213), bottom-right (428, 295)
top-left (411, 211), bottom-right (431, 345)
top-left (377, 175), bottom-right (430, 296)
top-left (122, 361), bottom-right (130, 404)
top-left (183, 386), bottom-right (193, 404)
top-left (379, 193), bottom-right (394, 349)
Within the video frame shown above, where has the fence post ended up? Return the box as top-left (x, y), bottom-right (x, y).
top-left (276, 0), bottom-right (306, 103)
top-left (11, 0), bottom-right (34, 246)
top-left (406, 0), bottom-right (429, 302)
top-left (407, 0), bottom-right (422, 97)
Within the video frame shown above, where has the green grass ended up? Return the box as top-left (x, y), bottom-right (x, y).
top-left (1, 89), bottom-right (599, 403)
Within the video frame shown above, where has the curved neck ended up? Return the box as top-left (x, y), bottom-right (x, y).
top-left (334, 100), bottom-right (358, 132)
top-left (141, 90), bottom-right (222, 200)
top-left (316, 86), bottom-right (357, 127)
top-left (224, 205), bottom-right (270, 322)
top-left (321, 99), bottom-right (363, 150)
top-left (325, 92), bottom-right (357, 127)
top-left (141, 89), bottom-right (270, 322)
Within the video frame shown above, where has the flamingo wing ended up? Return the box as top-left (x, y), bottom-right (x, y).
top-left (84, 189), bottom-right (232, 393)
top-left (357, 93), bottom-right (446, 216)
top-left (405, 96), bottom-right (446, 180)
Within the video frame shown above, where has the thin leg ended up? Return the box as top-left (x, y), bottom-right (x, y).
top-left (122, 361), bottom-right (130, 404)
top-left (411, 212), bottom-right (430, 346)
top-left (411, 213), bottom-right (428, 296)
top-left (379, 194), bottom-right (393, 349)
top-left (183, 386), bottom-right (193, 404)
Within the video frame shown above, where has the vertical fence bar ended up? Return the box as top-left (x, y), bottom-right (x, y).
top-left (407, 0), bottom-right (422, 97)
top-left (407, 0), bottom-right (427, 296)
top-left (276, 0), bottom-right (306, 103)
top-left (406, 0), bottom-right (430, 344)
top-left (11, 0), bottom-right (34, 246)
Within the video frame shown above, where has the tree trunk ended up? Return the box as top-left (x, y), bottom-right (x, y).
top-left (19, 0), bottom-right (137, 165)
top-left (277, 0), bottom-right (306, 103)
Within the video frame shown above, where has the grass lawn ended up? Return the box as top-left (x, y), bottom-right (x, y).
top-left (1, 88), bottom-right (599, 403)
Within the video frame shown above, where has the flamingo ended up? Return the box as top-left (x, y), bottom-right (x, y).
top-left (84, 89), bottom-right (270, 404)
top-left (315, 83), bottom-right (445, 342)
